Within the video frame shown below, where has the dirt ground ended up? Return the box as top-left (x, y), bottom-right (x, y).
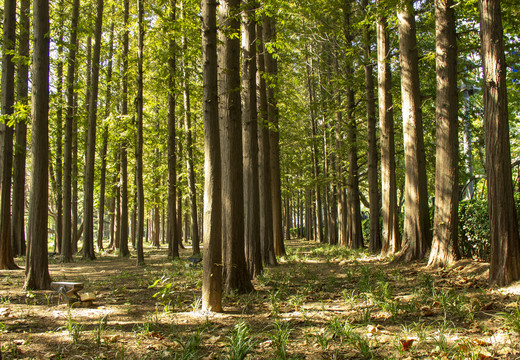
top-left (1, 239), bottom-right (520, 359)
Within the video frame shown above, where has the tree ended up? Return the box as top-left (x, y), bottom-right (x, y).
top-left (395, 0), bottom-right (431, 261)
top-left (201, 0), bottom-right (223, 312)
top-left (12, 0), bottom-right (31, 258)
top-left (241, 0), bottom-right (263, 278)
top-left (218, 0), bottom-right (253, 293)
top-left (136, 0), bottom-right (145, 265)
top-left (0, 0), bottom-right (19, 269)
top-left (167, 0), bottom-right (179, 260)
top-left (428, 0), bottom-right (460, 268)
top-left (479, 0), bottom-right (520, 286)
top-left (62, 0), bottom-right (81, 263)
top-left (25, 0), bottom-right (52, 289)
top-left (83, 0), bottom-right (104, 260)
top-left (376, 0), bottom-right (400, 256)
top-left (119, 0), bottom-right (130, 258)
top-left (363, 0), bottom-right (381, 253)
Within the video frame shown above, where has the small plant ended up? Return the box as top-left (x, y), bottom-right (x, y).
top-left (174, 329), bottom-right (202, 360)
top-left (267, 289), bottom-right (281, 317)
top-left (225, 320), bottom-right (256, 360)
top-left (269, 320), bottom-right (291, 360)
top-left (25, 290), bottom-right (36, 305)
top-left (94, 315), bottom-right (108, 347)
top-left (498, 306), bottom-right (520, 335)
top-left (314, 330), bottom-right (332, 351)
top-left (66, 312), bottom-right (83, 344)
top-left (288, 294), bottom-right (304, 312)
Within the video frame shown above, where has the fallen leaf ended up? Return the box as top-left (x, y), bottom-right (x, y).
top-left (400, 338), bottom-right (414, 351)
top-left (13, 339), bottom-right (25, 345)
top-left (481, 302), bottom-right (494, 311)
top-left (473, 339), bottom-right (492, 346)
top-left (420, 306), bottom-right (435, 316)
top-left (367, 324), bottom-right (381, 334)
top-left (0, 307), bottom-right (10, 317)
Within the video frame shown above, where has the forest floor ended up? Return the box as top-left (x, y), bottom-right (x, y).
top-left (1, 239), bottom-right (520, 359)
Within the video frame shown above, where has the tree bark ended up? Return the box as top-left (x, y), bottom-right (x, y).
top-left (0, 0), bottom-right (19, 269)
top-left (428, 0), bottom-right (460, 268)
top-left (83, 0), bottom-right (104, 260)
top-left (135, 0), bottom-right (145, 265)
top-left (25, 0), bottom-right (52, 289)
top-left (218, 0), bottom-right (253, 294)
top-left (376, 1), bottom-right (400, 256)
top-left (12, 0), bottom-right (31, 258)
top-left (395, 0), bottom-right (431, 261)
top-left (479, 0), bottom-right (520, 286)
top-left (242, 0), bottom-right (263, 278)
top-left (201, 0), bottom-right (223, 312)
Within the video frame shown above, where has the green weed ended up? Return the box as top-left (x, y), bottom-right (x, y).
top-left (225, 320), bottom-right (256, 360)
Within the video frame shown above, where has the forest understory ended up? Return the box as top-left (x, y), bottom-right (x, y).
top-left (1, 239), bottom-right (520, 359)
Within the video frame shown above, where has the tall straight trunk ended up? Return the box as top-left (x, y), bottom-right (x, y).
top-left (12, 0), bottom-right (31, 257)
top-left (119, 0), bottom-right (130, 257)
top-left (167, 0), bottom-right (179, 259)
top-left (363, 0), bottom-right (381, 253)
top-left (343, 1), bottom-right (363, 250)
top-left (241, 0), bottom-right (263, 278)
top-left (25, 0), bottom-right (52, 289)
top-left (396, 0), bottom-right (431, 261)
top-left (83, 0), bottom-right (104, 260)
top-left (257, 22), bottom-right (277, 265)
top-left (55, 17), bottom-right (64, 255)
top-left (0, 0), bottom-right (19, 269)
top-left (263, 16), bottom-right (285, 257)
top-left (201, 0), bottom-right (223, 312)
top-left (377, 1), bottom-right (400, 256)
top-left (218, 0), bottom-right (253, 294)
top-left (284, 197), bottom-right (291, 240)
top-left (181, 2), bottom-right (200, 255)
top-left (135, 0), bottom-right (145, 265)
top-left (334, 57), bottom-right (347, 247)
top-left (306, 55), bottom-right (324, 244)
top-left (479, 0), bottom-right (520, 286)
top-left (97, 18), bottom-right (114, 252)
top-left (72, 75), bottom-right (79, 254)
top-left (429, 0), bottom-right (460, 268)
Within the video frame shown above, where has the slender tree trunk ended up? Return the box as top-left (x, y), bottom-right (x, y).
top-left (257, 22), bottom-right (277, 265)
top-left (429, 0), bottom-right (460, 268)
top-left (242, 0), bottom-right (263, 278)
top-left (12, 0), bottom-right (31, 258)
top-left (135, 0), bottom-right (145, 265)
top-left (55, 16), bottom-right (64, 255)
top-left (363, 0), bottom-right (381, 253)
top-left (201, 0), bottom-right (223, 312)
top-left (377, 1), bottom-right (400, 256)
top-left (479, 0), bottom-right (520, 286)
top-left (25, 0), bottom-right (52, 289)
top-left (83, 0), bottom-right (104, 260)
top-left (119, 0), bottom-right (130, 258)
top-left (396, 0), bottom-right (431, 261)
top-left (218, 0), bottom-right (253, 294)
top-left (0, 0), bottom-right (19, 269)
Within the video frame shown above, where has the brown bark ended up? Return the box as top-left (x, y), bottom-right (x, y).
top-left (218, 0), bottom-right (253, 294)
top-left (25, 0), bottom-right (52, 289)
top-left (201, 0), bottom-right (223, 312)
top-left (242, 0), bottom-right (263, 278)
top-left (428, 0), bottom-right (460, 268)
top-left (479, 0), bottom-right (520, 286)
top-left (377, 2), bottom-right (400, 256)
top-left (395, 0), bottom-right (431, 261)
top-left (136, 0), bottom-right (145, 265)
top-left (0, 0), bottom-right (19, 269)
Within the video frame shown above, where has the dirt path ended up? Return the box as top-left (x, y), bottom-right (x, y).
top-left (1, 240), bottom-right (519, 359)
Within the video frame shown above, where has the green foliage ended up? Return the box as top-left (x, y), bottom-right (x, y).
top-left (269, 320), bottom-right (291, 360)
top-left (66, 312), bottom-right (84, 344)
top-left (225, 320), bottom-right (256, 360)
top-left (498, 306), bottom-right (520, 336)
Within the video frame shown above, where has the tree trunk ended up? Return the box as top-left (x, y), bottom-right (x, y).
top-left (363, 0), bottom-right (381, 253)
top-left (201, 0), bottom-right (223, 312)
top-left (264, 16), bottom-right (285, 257)
top-left (376, 1), bottom-right (400, 256)
top-left (395, 0), bottom-right (431, 261)
top-left (241, 0), bottom-right (263, 278)
top-left (25, 0), bottom-right (52, 289)
top-left (218, 0), bottom-right (253, 294)
top-left (0, 0), bottom-right (19, 269)
top-left (428, 0), bottom-right (460, 268)
top-left (479, 0), bottom-right (520, 286)
top-left (55, 15), bottom-right (64, 255)
top-left (135, 0), bottom-right (145, 265)
top-left (83, 0), bottom-right (104, 260)
top-left (12, 0), bottom-right (31, 258)
top-left (257, 22), bottom-right (277, 265)
top-left (119, 0), bottom-right (130, 258)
